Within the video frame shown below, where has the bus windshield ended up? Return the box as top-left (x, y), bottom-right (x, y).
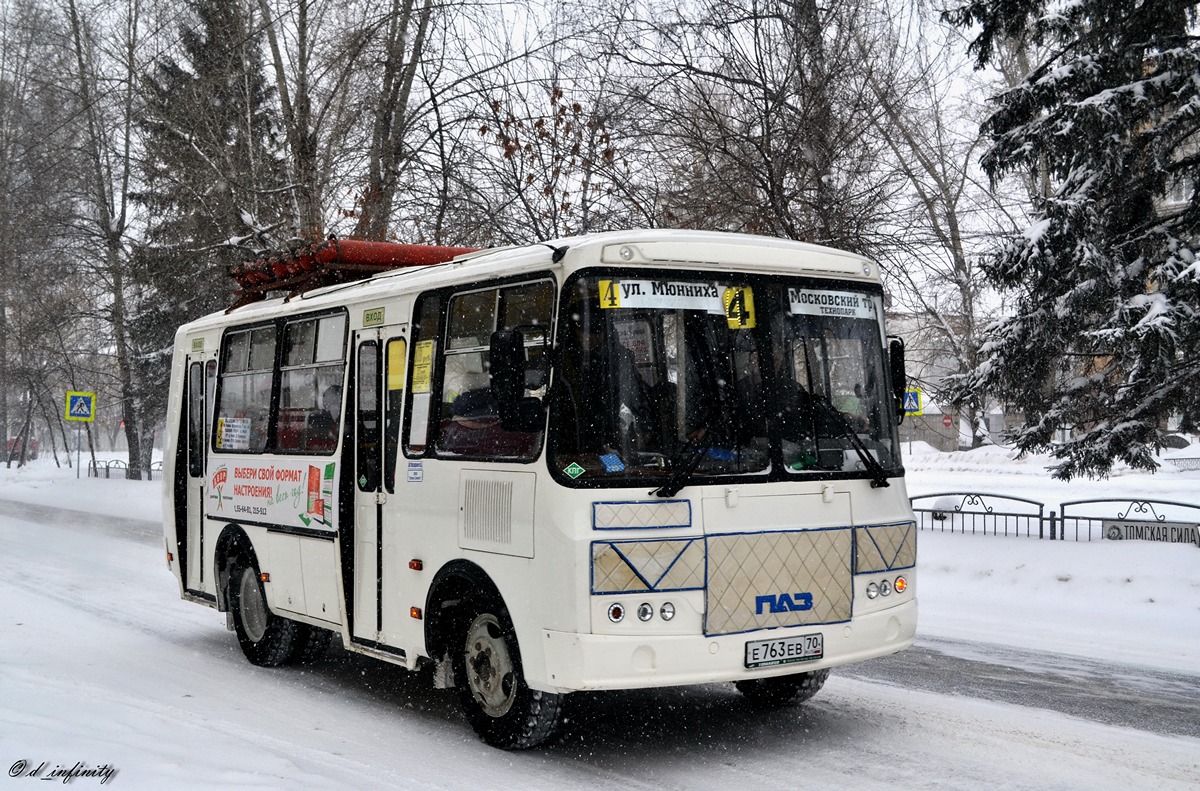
top-left (549, 273), bottom-right (900, 487)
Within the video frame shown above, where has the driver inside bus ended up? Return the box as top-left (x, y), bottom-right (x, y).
top-left (556, 313), bottom-right (652, 458)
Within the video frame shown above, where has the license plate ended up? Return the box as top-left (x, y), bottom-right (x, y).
top-left (744, 633), bottom-right (824, 668)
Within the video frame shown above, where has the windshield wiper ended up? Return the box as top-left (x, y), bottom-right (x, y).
top-left (652, 407), bottom-right (717, 498)
top-left (812, 399), bottom-right (890, 488)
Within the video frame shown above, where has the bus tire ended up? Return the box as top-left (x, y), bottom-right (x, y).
top-left (230, 559), bottom-right (299, 667)
top-left (735, 668), bottom-right (830, 706)
top-left (452, 599), bottom-right (564, 749)
top-left (293, 625), bottom-right (332, 664)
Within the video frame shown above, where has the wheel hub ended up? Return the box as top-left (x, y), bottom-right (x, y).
top-left (238, 568), bottom-right (269, 643)
top-left (464, 614), bottom-right (516, 717)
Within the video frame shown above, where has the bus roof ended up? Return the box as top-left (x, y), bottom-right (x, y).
top-left (194, 230), bottom-right (877, 334)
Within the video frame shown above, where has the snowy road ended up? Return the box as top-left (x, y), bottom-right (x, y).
top-left (2, 498), bottom-right (1198, 789)
top-left (842, 639), bottom-right (1200, 740)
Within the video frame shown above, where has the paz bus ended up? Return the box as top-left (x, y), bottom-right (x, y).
top-left (162, 229), bottom-right (917, 749)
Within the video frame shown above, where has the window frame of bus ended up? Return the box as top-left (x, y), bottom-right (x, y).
top-left (384, 337), bottom-right (406, 492)
top-left (212, 321), bottom-right (278, 454)
top-left (277, 311), bottom-right (348, 454)
top-left (403, 274), bottom-right (555, 462)
top-left (211, 308), bottom-right (349, 456)
top-left (187, 361), bottom-right (204, 477)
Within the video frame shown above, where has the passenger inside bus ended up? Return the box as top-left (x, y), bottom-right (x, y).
top-left (304, 384), bottom-right (342, 451)
top-left (439, 387), bottom-right (537, 457)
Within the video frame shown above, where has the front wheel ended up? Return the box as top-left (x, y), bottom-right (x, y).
top-left (453, 602), bottom-right (564, 749)
top-left (735, 668), bottom-right (830, 706)
top-left (230, 560), bottom-right (300, 667)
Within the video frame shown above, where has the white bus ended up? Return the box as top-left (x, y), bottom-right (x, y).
top-left (162, 229), bottom-right (917, 749)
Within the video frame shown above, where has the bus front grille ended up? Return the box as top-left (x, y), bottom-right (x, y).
top-left (704, 528), bottom-right (853, 636)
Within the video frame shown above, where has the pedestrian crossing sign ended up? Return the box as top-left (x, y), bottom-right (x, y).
top-left (902, 388), bottom-right (922, 416)
top-left (65, 391), bottom-right (96, 422)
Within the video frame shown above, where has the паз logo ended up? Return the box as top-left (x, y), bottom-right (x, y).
top-left (756, 592), bottom-right (814, 615)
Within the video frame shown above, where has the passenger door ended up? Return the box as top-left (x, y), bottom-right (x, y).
top-left (184, 354), bottom-right (216, 594)
top-left (350, 328), bottom-right (408, 646)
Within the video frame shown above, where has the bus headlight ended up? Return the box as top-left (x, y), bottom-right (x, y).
top-left (660, 602), bottom-right (676, 621)
top-left (637, 603), bottom-right (654, 622)
top-left (866, 582), bottom-right (880, 599)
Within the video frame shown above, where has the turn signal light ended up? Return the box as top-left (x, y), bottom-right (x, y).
top-left (410, 607), bottom-right (423, 620)
top-left (895, 576), bottom-right (908, 593)
top-left (260, 572), bottom-right (270, 583)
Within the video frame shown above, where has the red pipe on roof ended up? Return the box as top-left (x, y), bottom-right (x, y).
top-left (230, 239), bottom-right (481, 310)
top-left (313, 239), bottom-right (478, 267)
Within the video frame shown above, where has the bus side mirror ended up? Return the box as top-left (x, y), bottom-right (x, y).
top-left (888, 336), bottom-right (907, 424)
top-left (490, 329), bottom-right (546, 432)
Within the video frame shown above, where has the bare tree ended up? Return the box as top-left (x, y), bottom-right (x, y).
top-left (0, 0), bottom-right (85, 456)
top-left (618, 0), bottom-right (904, 251)
top-left (63, 0), bottom-right (149, 477)
top-left (854, 8), bottom-right (1022, 447)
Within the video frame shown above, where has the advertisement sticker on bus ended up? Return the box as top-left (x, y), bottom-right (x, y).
top-left (215, 416), bottom-right (251, 450)
top-left (412, 340), bottom-right (434, 393)
top-left (206, 461), bottom-right (337, 529)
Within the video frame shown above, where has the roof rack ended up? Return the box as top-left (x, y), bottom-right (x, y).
top-left (229, 238), bottom-right (478, 311)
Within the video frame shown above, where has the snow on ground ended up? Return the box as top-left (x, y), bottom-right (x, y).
top-left (1, 446), bottom-right (1198, 789)
top-left (901, 441), bottom-right (1200, 675)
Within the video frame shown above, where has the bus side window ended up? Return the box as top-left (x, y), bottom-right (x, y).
top-left (214, 325), bottom-right (277, 453)
top-left (187, 362), bottom-right (204, 477)
top-left (357, 341), bottom-right (381, 491)
top-left (384, 338), bottom-right (406, 492)
top-left (405, 294), bottom-right (441, 455)
top-left (436, 280), bottom-right (552, 459)
top-left (279, 313), bottom-right (347, 454)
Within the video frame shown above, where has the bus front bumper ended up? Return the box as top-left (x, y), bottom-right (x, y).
top-left (536, 598), bottom-right (917, 693)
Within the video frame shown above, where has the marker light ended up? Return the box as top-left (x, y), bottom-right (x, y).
top-left (894, 576), bottom-right (908, 594)
top-left (660, 602), bottom-right (676, 621)
top-left (866, 582), bottom-right (880, 599)
top-left (637, 603), bottom-right (654, 622)
top-left (608, 603), bottom-right (625, 623)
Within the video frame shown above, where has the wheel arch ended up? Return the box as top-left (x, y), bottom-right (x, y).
top-left (213, 523), bottom-right (258, 613)
top-left (424, 559), bottom-right (507, 661)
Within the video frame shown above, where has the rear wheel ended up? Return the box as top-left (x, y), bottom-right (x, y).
top-left (453, 601), bottom-right (564, 749)
top-left (735, 669), bottom-right (830, 706)
top-left (230, 560), bottom-right (300, 667)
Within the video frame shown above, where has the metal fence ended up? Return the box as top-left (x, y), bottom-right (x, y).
top-left (911, 492), bottom-right (1200, 543)
top-left (88, 459), bottom-right (164, 480)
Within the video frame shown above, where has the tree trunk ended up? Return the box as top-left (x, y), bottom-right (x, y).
top-left (66, 0), bottom-right (144, 479)
top-left (352, 0), bottom-right (434, 240)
